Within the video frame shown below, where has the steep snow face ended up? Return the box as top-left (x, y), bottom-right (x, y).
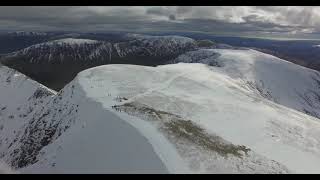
top-left (0, 65), bottom-right (56, 163)
top-left (174, 49), bottom-right (320, 120)
top-left (20, 84), bottom-right (169, 174)
top-left (0, 65), bottom-right (168, 173)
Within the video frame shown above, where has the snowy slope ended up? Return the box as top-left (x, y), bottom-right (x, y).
top-left (0, 161), bottom-right (17, 174)
top-left (0, 65), bottom-right (56, 163)
top-left (0, 62), bottom-right (317, 173)
top-left (173, 49), bottom-right (320, 120)
top-left (2, 46), bottom-right (320, 173)
top-left (0, 65), bottom-right (168, 173)
top-left (68, 64), bottom-right (320, 173)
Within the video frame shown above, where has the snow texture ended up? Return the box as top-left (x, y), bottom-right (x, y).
top-left (2, 48), bottom-right (320, 173)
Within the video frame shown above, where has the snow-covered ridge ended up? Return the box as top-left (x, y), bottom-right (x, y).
top-left (125, 33), bottom-right (195, 44)
top-left (173, 48), bottom-right (320, 120)
top-left (4, 38), bottom-right (110, 63)
top-left (51, 38), bottom-right (99, 45)
top-left (8, 31), bottom-right (48, 36)
top-left (113, 34), bottom-right (196, 58)
top-left (3, 37), bottom-right (320, 173)
top-left (3, 35), bottom-right (197, 64)
top-left (0, 64), bottom-right (169, 173)
top-left (71, 63), bottom-right (320, 173)
top-left (2, 61), bottom-right (320, 173)
top-left (0, 34), bottom-right (198, 91)
top-left (23, 38), bottom-right (101, 49)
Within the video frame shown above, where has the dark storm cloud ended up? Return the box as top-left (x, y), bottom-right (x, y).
top-left (0, 6), bottom-right (151, 31)
top-left (169, 15), bottom-right (176, 21)
top-left (146, 7), bottom-right (170, 16)
top-left (0, 6), bottom-right (320, 38)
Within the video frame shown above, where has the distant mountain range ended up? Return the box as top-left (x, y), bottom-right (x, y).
top-left (155, 31), bottom-right (320, 73)
top-left (0, 34), bottom-right (210, 90)
top-left (2, 30), bottom-right (320, 90)
top-left (0, 31), bottom-right (134, 54)
top-left (2, 31), bottom-right (320, 173)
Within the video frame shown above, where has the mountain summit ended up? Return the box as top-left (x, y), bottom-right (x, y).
top-left (2, 46), bottom-right (320, 173)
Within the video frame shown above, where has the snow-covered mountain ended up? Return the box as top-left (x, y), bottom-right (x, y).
top-left (1, 36), bottom-right (198, 90)
top-left (3, 33), bottom-right (320, 174)
top-left (3, 36), bottom-right (197, 63)
top-left (7, 31), bottom-right (49, 37)
top-left (2, 47), bottom-right (320, 173)
top-left (172, 49), bottom-right (320, 120)
top-left (114, 34), bottom-right (196, 57)
top-left (4, 38), bottom-right (110, 63)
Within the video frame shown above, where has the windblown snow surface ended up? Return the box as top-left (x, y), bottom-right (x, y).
top-left (2, 48), bottom-right (320, 173)
top-left (173, 49), bottom-right (320, 120)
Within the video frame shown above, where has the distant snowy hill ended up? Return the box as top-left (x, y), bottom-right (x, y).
top-left (7, 31), bottom-right (49, 37)
top-left (4, 38), bottom-right (109, 63)
top-left (4, 36), bottom-right (197, 63)
top-left (1, 36), bottom-right (198, 90)
top-left (172, 49), bottom-right (320, 120)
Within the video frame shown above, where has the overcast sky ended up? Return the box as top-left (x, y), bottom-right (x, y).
top-left (1, 6), bottom-right (320, 39)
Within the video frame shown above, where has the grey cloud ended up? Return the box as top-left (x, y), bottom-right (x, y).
top-left (169, 15), bottom-right (176, 20)
top-left (146, 7), bottom-right (171, 16)
top-left (0, 6), bottom-right (320, 39)
top-left (176, 6), bottom-right (192, 14)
